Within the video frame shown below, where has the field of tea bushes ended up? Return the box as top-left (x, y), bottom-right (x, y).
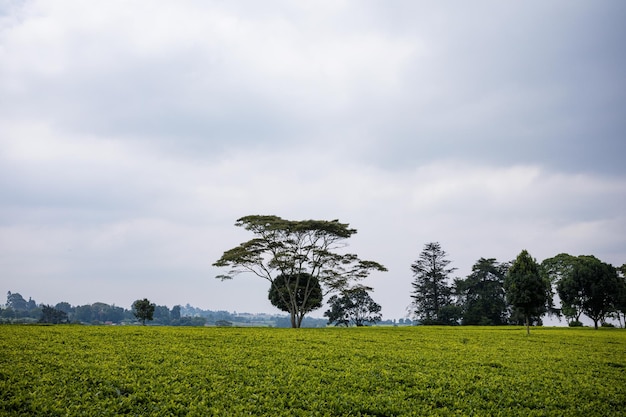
top-left (1, 325), bottom-right (624, 416)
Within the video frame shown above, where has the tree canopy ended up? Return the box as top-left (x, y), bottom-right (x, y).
top-left (268, 273), bottom-right (323, 324)
top-left (132, 298), bottom-right (156, 325)
top-left (410, 242), bottom-right (456, 325)
top-left (455, 258), bottom-right (509, 325)
top-left (556, 255), bottom-right (621, 329)
top-left (324, 287), bottom-right (382, 327)
top-left (213, 215), bottom-right (387, 327)
top-left (504, 250), bottom-right (552, 335)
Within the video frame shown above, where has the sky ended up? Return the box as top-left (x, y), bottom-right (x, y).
top-left (1, 1), bottom-right (625, 322)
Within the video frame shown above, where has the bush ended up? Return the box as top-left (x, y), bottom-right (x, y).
top-left (568, 321), bottom-right (583, 327)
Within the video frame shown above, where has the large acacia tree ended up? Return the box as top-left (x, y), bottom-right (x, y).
top-left (213, 215), bottom-right (387, 328)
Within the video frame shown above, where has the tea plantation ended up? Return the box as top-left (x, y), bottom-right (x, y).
top-left (1, 325), bottom-right (624, 416)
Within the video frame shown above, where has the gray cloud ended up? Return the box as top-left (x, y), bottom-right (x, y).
top-left (1, 1), bottom-right (625, 320)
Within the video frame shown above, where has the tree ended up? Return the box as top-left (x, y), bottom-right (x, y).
top-left (455, 258), bottom-right (509, 325)
top-left (54, 302), bottom-right (74, 322)
top-left (542, 253), bottom-right (580, 323)
top-left (153, 305), bottom-right (172, 325)
top-left (6, 292), bottom-right (29, 311)
top-left (410, 242), bottom-right (456, 325)
top-left (557, 256), bottom-right (621, 329)
top-left (268, 273), bottom-right (323, 323)
top-left (132, 299), bottom-right (155, 325)
top-left (74, 304), bottom-right (93, 323)
top-left (213, 215), bottom-right (387, 328)
top-left (324, 287), bottom-right (382, 326)
top-left (39, 305), bottom-right (68, 324)
top-left (171, 305), bottom-right (181, 321)
top-left (504, 250), bottom-right (552, 335)
top-left (616, 264), bottom-right (626, 328)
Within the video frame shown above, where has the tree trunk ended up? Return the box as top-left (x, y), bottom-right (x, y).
top-left (525, 315), bottom-right (530, 336)
top-left (290, 311), bottom-right (297, 328)
top-left (593, 319), bottom-right (599, 330)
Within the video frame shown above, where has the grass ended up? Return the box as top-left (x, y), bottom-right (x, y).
top-left (1, 325), bottom-right (624, 416)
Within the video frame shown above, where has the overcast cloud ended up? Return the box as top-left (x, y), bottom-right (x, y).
top-left (1, 1), bottom-right (625, 321)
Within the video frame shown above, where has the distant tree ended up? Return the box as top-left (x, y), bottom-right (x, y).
top-left (557, 256), bottom-right (621, 329)
top-left (171, 305), bottom-right (181, 321)
top-left (504, 250), bottom-right (552, 335)
top-left (410, 242), bottom-right (456, 325)
top-left (132, 299), bottom-right (156, 325)
top-left (455, 258), bottom-right (509, 325)
top-left (55, 302), bottom-right (74, 315)
top-left (268, 273), bottom-right (323, 323)
top-left (74, 304), bottom-right (93, 323)
top-left (153, 305), bottom-right (171, 325)
top-left (6, 292), bottom-right (29, 311)
top-left (177, 316), bottom-right (207, 326)
top-left (87, 302), bottom-right (126, 323)
top-left (39, 305), bottom-right (68, 324)
top-left (324, 287), bottom-right (382, 326)
top-left (214, 215), bottom-right (387, 328)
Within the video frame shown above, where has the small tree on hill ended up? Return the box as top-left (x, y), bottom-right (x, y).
top-left (132, 299), bottom-right (155, 325)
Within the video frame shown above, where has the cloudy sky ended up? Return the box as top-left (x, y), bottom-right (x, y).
top-left (1, 1), bottom-right (625, 321)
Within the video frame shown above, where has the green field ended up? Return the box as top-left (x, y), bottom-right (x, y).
top-left (1, 326), bottom-right (624, 416)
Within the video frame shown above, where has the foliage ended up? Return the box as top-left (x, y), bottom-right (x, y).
top-left (1, 326), bottom-right (625, 416)
top-left (39, 305), bottom-right (68, 324)
top-left (132, 299), bottom-right (155, 325)
top-left (505, 250), bottom-right (552, 335)
top-left (324, 287), bottom-right (382, 326)
top-left (542, 253), bottom-right (584, 322)
top-left (559, 256), bottom-right (622, 329)
top-left (455, 258), bottom-right (509, 325)
top-left (616, 264), bottom-right (626, 328)
top-left (410, 242), bottom-right (457, 324)
top-left (213, 215), bottom-right (387, 327)
top-left (268, 273), bottom-right (323, 323)
top-left (545, 254), bottom-right (624, 329)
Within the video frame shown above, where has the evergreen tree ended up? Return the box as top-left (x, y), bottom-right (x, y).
top-left (456, 258), bottom-right (508, 325)
top-left (410, 242), bottom-right (456, 324)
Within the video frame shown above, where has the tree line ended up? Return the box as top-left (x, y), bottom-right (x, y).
top-left (2, 293), bottom-right (185, 325)
top-left (411, 243), bottom-right (626, 333)
top-left (0, 292), bottom-right (336, 327)
top-left (214, 215), bottom-right (626, 330)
